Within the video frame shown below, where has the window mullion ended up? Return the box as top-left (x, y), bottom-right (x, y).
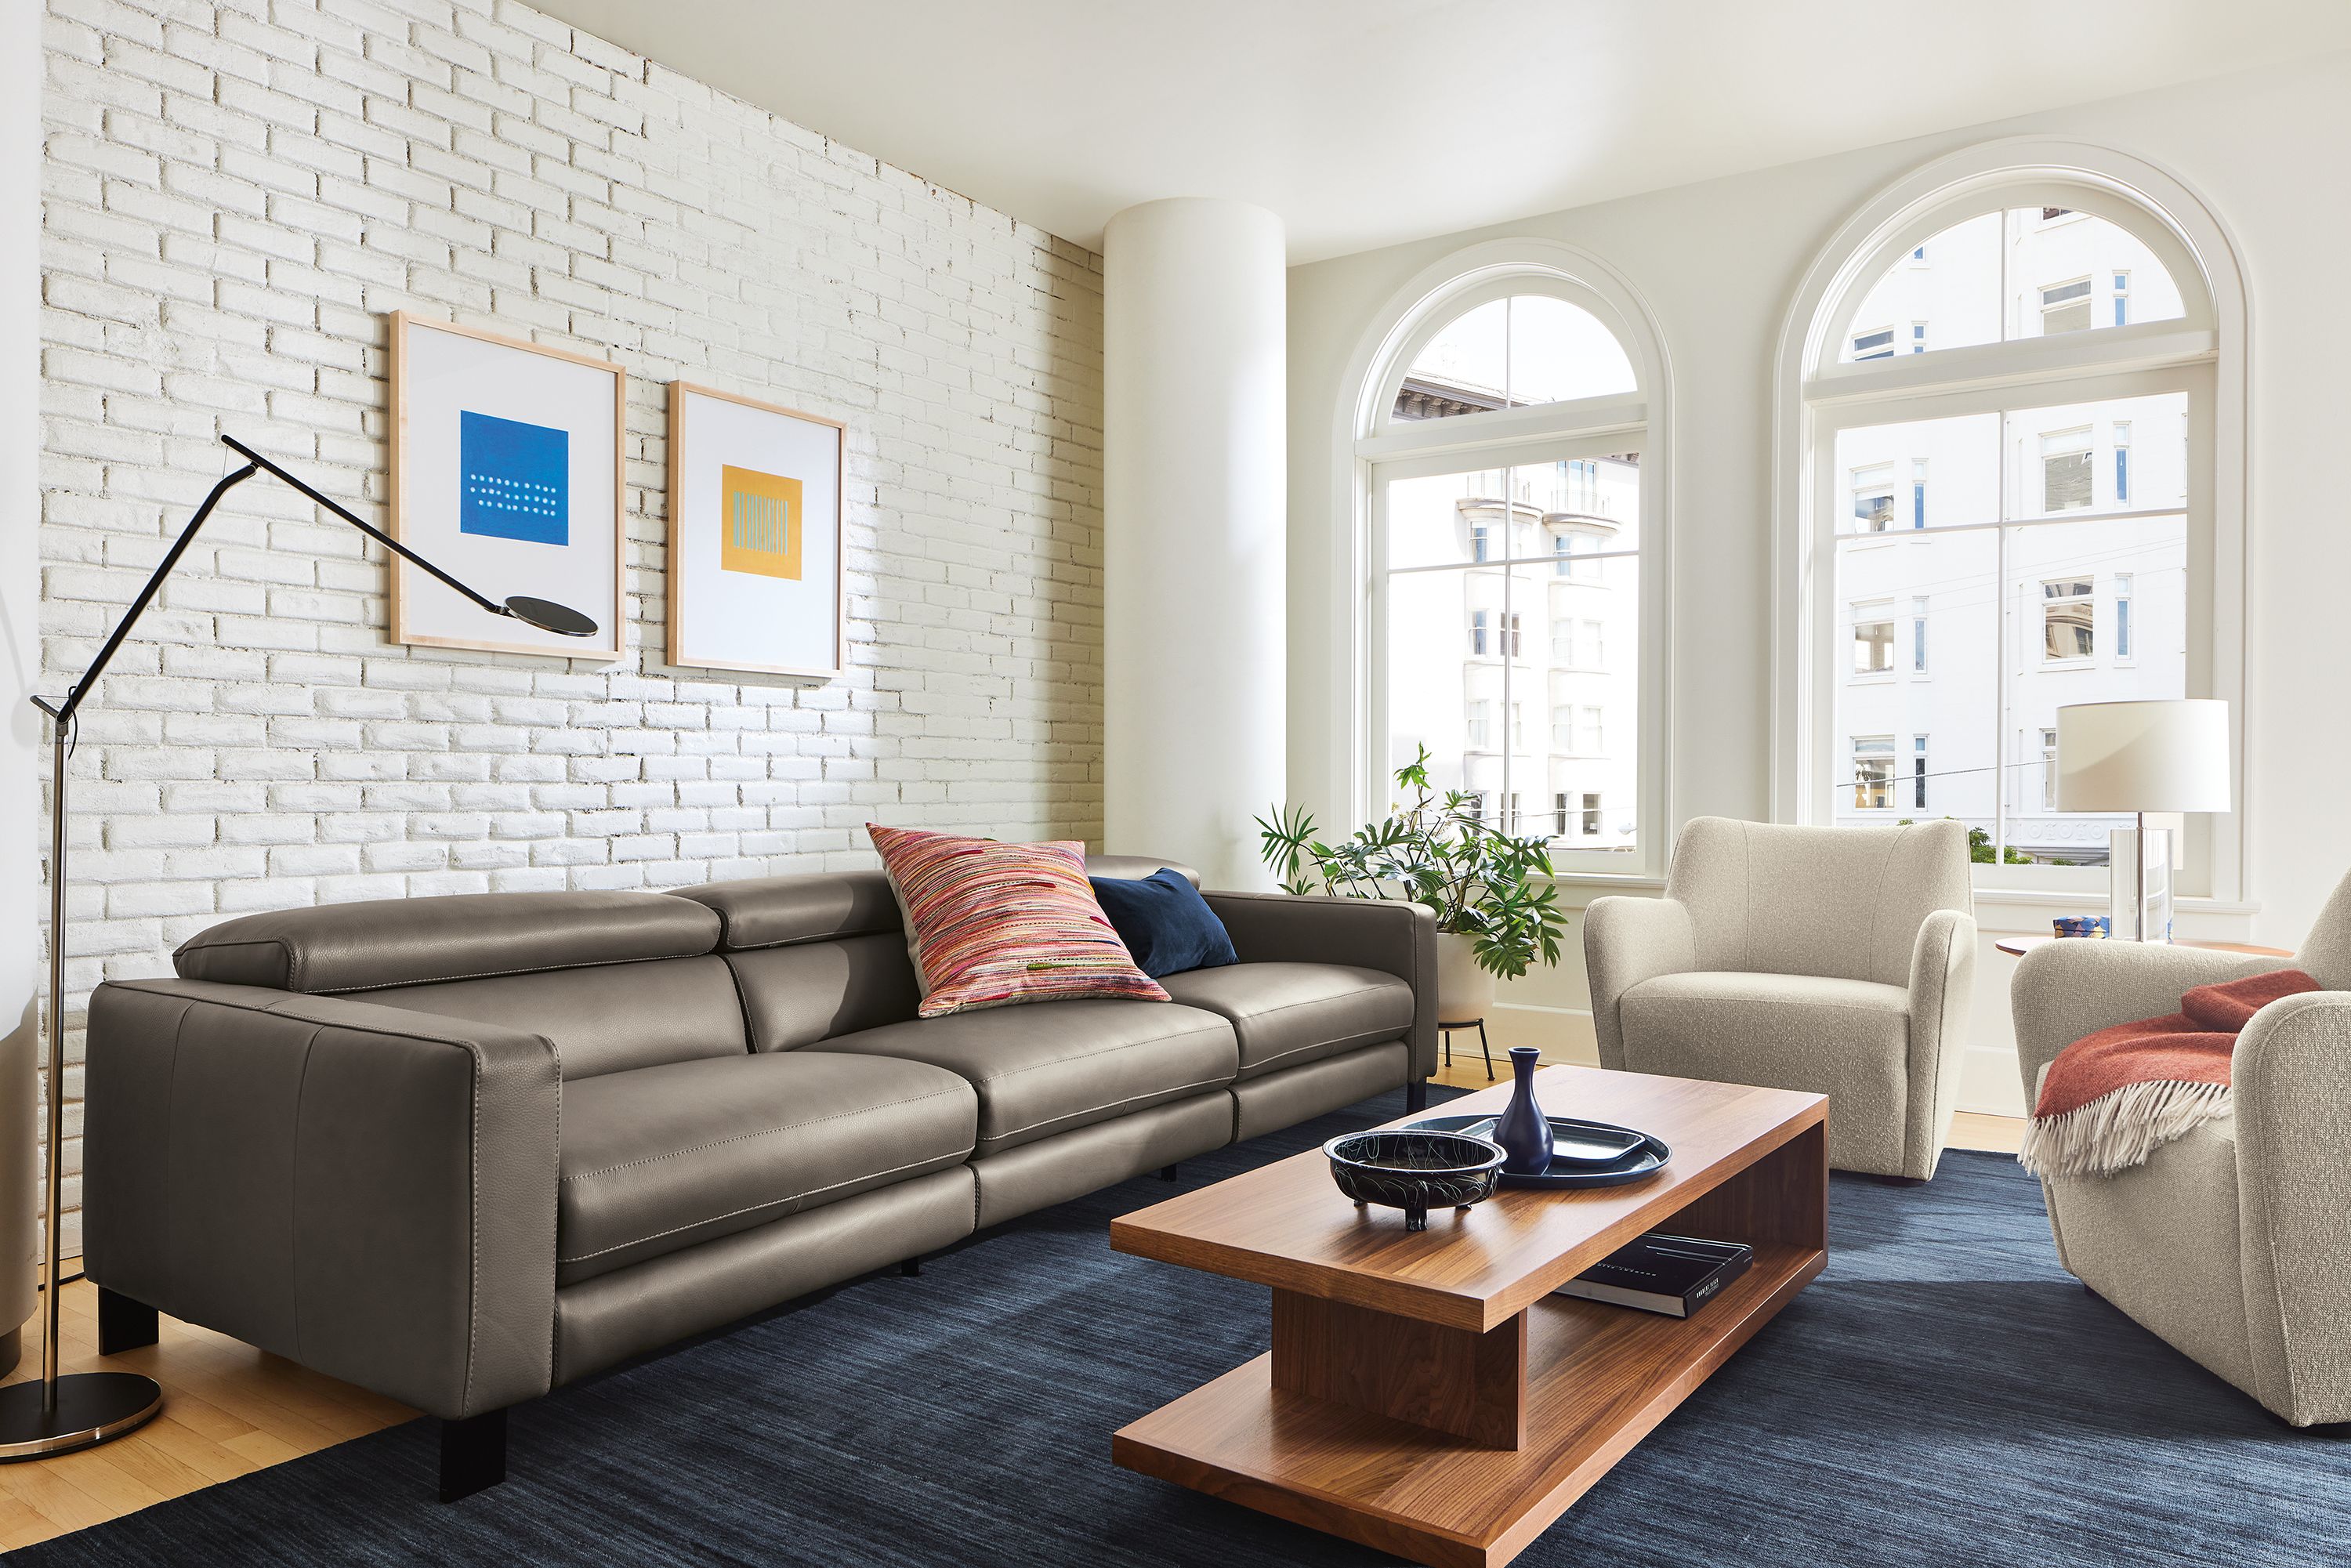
top-left (1500, 465), bottom-right (1514, 833)
top-left (1993, 465), bottom-right (2009, 866)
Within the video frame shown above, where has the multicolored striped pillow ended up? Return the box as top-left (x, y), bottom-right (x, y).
top-left (867, 824), bottom-right (1170, 1017)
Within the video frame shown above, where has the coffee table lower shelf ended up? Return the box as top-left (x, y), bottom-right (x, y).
top-left (1113, 1240), bottom-right (1825, 1568)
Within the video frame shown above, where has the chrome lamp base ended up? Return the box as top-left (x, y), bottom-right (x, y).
top-left (0, 1371), bottom-right (163, 1461)
top-left (2110, 814), bottom-right (2176, 943)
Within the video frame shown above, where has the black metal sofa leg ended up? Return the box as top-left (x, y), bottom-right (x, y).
top-left (1406, 1077), bottom-right (1429, 1115)
top-left (96, 1287), bottom-right (158, 1356)
top-left (440, 1409), bottom-right (507, 1502)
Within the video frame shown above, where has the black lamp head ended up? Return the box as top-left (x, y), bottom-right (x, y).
top-left (501, 596), bottom-right (600, 638)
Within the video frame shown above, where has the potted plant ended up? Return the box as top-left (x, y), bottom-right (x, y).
top-left (1259, 747), bottom-right (1567, 1023)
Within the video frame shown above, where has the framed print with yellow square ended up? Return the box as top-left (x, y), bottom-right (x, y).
top-left (666, 382), bottom-right (844, 678)
top-left (388, 312), bottom-right (626, 661)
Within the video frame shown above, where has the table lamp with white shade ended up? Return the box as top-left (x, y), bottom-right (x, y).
top-left (2054, 699), bottom-right (2232, 943)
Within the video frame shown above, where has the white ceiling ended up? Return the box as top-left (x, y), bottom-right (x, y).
top-left (535, 1), bottom-right (2351, 263)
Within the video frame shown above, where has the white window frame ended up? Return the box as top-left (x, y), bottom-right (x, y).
top-left (2040, 575), bottom-right (2096, 664)
top-left (1342, 239), bottom-right (1672, 882)
top-left (1466, 697), bottom-right (1492, 751)
top-left (2038, 275), bottom-right (2095, 335)
top-left (1849, 463), bottom-right (1897, 534)
top-left (1852, 734), bottom-right (1896, 811)
top-left (1772, 139), bottom-right (2248, 905)
top-left (2039, 427), bottom-right (2095, 513)
top-left (1849, 324), bottom-right (1896, 361)
top-left (1850, 599), bottom-right (1896, 678)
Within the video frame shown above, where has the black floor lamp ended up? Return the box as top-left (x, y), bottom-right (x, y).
top-left (0, 433), bottom-right (598, 1459)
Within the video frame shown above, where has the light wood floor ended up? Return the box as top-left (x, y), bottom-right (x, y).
top-left (0, 1085), bottom-right (2027, 1552)
top-left (0, 1272), bottom-right (411, 1551)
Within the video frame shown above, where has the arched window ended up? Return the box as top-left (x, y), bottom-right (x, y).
top-left (1777, 142), bottom-right (2247, 899)
top-left (1348, 244), bottom-right (1668, 877)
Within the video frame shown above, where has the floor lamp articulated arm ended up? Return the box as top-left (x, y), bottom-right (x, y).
top-left (0, 434), bottom-right (599, 1461)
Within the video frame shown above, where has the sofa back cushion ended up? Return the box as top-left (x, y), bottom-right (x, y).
top-left (174, 889), bottom-right (722, 994)
top-left (1084, 854), bottom-right (1201, 887)
top-left (672, 870), bottom-right (903, 951)
top-left (669, 869), bottom-right (922, 1049)
top-left (727, 936), bottom-right (921, 1052)
top-left (367, 957), bottom-right (749, 1081)
top-left (172, 889), bottom-right (737, 1081)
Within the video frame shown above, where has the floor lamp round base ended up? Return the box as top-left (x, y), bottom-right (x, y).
top-left (0, 1372), bottom-right (162, 1461)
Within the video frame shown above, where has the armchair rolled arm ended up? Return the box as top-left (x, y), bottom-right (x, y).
top-left (1901, 908), bottom-right (1976, 1178)
top-left (1581, 896), bottom-right (1695, 1070)
top-left (2008, 940), bottom-right (2292, 1108)
top-left (82, 977), bottom-right (560, 1420)
top-left (2230, 991), bottom-right (2351, 1425)
top-left (1201, 891), bottom-right (1437, 1080)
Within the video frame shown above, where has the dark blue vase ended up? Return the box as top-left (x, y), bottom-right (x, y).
top-left (1494, 1046), bottom-right (1553, 1175)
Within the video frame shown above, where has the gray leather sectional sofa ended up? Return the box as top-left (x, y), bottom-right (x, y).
top-left (78, 856), bottom-right (1433, 1498)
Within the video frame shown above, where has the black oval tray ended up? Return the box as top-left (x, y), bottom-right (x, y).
top-left (1404, 1114), bottom-right (1671, 1189)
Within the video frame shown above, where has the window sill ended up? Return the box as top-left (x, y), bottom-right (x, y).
top-left (1972, 886), bottom-right (2259, 943)
top-left (1537, 870), bottom-right (1668, 907)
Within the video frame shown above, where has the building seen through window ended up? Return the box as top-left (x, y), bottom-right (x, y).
top-left (1825, 206), bottom-right (2191, 864)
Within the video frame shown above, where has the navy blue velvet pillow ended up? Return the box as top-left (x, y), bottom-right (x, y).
top-left (1088, 868), bottom-right (1237, 979)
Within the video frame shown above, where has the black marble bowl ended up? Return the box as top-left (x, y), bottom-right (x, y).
top-left (1323, 1130), bottom-right (1509, 1232)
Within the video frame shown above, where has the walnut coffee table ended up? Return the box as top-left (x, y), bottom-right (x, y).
top-left (1110, 1064), bottom-right (1828, 1568)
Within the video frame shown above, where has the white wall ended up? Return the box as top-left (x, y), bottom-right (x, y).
top-left (2, 0), bottom-right (43, 1338)
top-left (38, 0), bottom-right (1105, 1244)
top-left (1287, 52), bottom-right (2351, 1106)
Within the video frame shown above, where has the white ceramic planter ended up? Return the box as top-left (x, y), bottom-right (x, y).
top-left (1434, 932), bottom-right (1497, 1025)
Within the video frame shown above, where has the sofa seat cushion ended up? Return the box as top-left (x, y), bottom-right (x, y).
top-left (1159, 963), bottom-right (1415, 1081)
top-left (1618, 970), bottom-right (1910, 1173)
top-left (821, 1000), bottom-right (1238, 1157)
top-left (556, 1052), bottom-right (976, 1286)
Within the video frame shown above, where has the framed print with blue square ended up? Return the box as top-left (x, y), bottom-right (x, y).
top-left (389, 312), bottom-right (626, 660)
top-left (666, 382), bottom-right (844, 678)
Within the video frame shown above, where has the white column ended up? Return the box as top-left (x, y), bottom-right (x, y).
top-left (0, 0), bottom-right (41, 1354)
top-left (1101, 198), bottom-right (1286, 890)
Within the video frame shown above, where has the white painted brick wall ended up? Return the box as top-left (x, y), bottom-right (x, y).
top-left (38, 0), bottom-right (1106, 1247)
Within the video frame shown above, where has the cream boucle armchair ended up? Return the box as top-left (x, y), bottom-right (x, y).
top-left (2011, 871), bottom-right (2351, 1428)
top-left (1584, 817), bottom-right (1976, 1180)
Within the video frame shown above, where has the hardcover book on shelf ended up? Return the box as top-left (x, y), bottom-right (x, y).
top-left (1552, 1233), bottom-right (1752, 1318)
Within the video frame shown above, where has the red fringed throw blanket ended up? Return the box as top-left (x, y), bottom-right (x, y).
top-left (2018, 966), bottom-right (2320, 1179)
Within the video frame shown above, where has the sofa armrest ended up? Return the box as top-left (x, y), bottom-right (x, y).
top-left (82, 977), bottom-right (560, 1420)
top-left (1901, 908), bottom-right (1976, 1179)
top-left (2230, 991), bottom-right (2351, 1425)
top-left (1201, 892), bottom-right (1436, 1080)
top-left (2008, 940), bottom-right (2292, 1109)
top-left (1581, 896), bottom-right (1695, 1070)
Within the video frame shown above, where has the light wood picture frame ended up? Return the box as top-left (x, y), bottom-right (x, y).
top-left (387, 311), bottom-right (627, 661)
top-left (665, 382), bottom-right (846, 679)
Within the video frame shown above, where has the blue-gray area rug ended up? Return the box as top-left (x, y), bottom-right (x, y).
top-left (24, 1085), bottom-right (2349, 1566)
